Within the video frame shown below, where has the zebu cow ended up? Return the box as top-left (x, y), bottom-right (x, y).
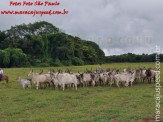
top-left (72, 73), bottom-right (81, 86)
top-left (145, 68), bottom-right (156, 84)
top-left (79, 73), bottom-right (95, 87)
top-left (93, 73), bottom-right (100, 86)
top-left (28, 70), bottom-right (52, 90)
top-left (38, 69), bottom-right (54, 87)
top-left (140, 68), bottom-right (147, 83)
top-left (99, 71), bottom-right (108, 85)
top-left (113, 71), bottom-right (135, 87)
top-left (65, 72), bottom-right (81, 87)
top-left (133, 69), bottom-right (141, 83)
top-left (17, 77), bottom-right (31, 89)
top-left (51, 72), bottom-right (78, 91)
top-left (88, 72), bottom-right (100, 87)
top-left (108, 70), bottom-right (119, 86)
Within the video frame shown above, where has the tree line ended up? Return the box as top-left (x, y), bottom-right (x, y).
top-left (0, 21), bottom-right (162, 68)
top-left (105, 53), bottom-right (163, 63)
top-left (0, 21), bottom-right (105, 67)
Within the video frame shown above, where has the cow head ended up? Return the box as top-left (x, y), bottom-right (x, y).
top-left (39, 69), bottom-right (43, 75)
top-left (28, 69), bottom-right (33, 77)
top-left (145, 69), bottom-right (151, 77)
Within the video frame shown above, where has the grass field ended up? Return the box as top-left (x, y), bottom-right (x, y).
top-left (0, 63), bottom-right (162, 122)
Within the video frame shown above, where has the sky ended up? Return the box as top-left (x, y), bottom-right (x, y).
top-left (0, 0), bottom-right (162, 56)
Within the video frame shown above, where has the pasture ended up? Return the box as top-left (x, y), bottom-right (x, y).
top-left (0, 63), bottom-right (162, 122)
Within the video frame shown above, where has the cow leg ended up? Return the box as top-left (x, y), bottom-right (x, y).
top-left (149, 78), bottom-right (151, 84)
top-left (140, 78), bottom-right (142, 83)
top-left (23, 84), bottom-right (25, 89)
top-left (62, 83), bottom-right (65, 91)
top-left (36, 82), bottom-right (39, 90)
top-left (82, 82), bottom-right (84, 87)
top-left (110, 81), bottom-right (113, 87)
top-left (82, 81), bottom-right (84, 87)
top-left (143, 77), bottom-right (146, 83)
top-left (75, 83), bottom-right (77, 90)
top-left (29, 84), bottom-right (31, 89)
top-left (92, 81), bottom-right (95, 87)
top-left (154, 76), bottom-right (155, 84)
top-left (143, 78), bottom-right (145, 83)
top-left (136, 78), bottom-right (138, 84)
top-left (135, 78), bottom-right (137, 84)
top-left (150, 78), bottom-right (152, 84)
top-left (116, 81), bottom-right (120, 88)
top-left (55, 84), bottom-right (58, 89)
top-left (148, 79), bottom-right (150, 84)
top-left (110, 82), bottom-right (112, 87)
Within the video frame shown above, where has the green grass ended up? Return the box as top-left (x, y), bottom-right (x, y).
top-left (0, 63), bottom-right (162, 122)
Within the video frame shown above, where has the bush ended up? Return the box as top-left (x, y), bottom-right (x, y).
top-left (39, 63), bottom-right (50, 67)
top-left (53, 59), bottom-right (63, 66)
top-left (0, 48), bottom-right (29, 67)
top-left (72, 57), bottom-right (84, 66)
top-left (61, 60), bottom-right (72, 66)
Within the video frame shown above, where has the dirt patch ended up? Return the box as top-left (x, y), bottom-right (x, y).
top-left (143, 115), bottom-right (163, 122)
top-left (109, 118), bottom-right (117, 122)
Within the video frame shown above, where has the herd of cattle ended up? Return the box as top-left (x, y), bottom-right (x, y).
top-left (17, 67), bottom-right (157, 91)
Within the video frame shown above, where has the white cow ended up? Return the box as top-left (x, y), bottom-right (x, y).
top-left (99, 72), bottom-right (108, 85)
top-left (51, 73), bottom-right (78, 91)
top-left (79, 73), bottom-right (94, 87)
top-left (93, 73), bottom-right (100, 86)
top-left (17, 77), bottom-right (31, 89)
top-left (114, 72), bottom-right (135, 87)
top-left (140, 69), bottom-right (147, 83)
top-left (28, 70), bottom-right (52, 90)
